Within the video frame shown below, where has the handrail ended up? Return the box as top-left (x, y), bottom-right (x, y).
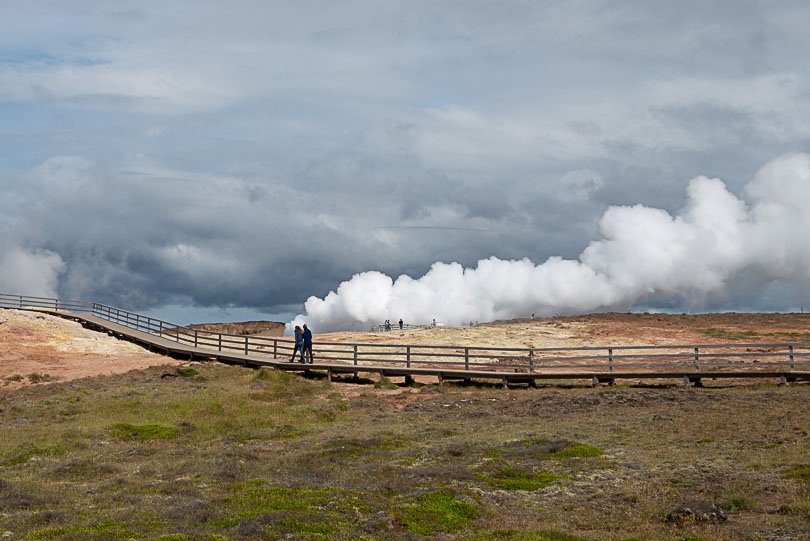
top-left (2, 292), bottom-right (809, 377)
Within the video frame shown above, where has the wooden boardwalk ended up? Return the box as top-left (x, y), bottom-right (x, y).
top-left (2, 293), bottom-right (809, 387)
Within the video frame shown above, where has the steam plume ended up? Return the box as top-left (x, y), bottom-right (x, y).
top-left (0, 244), bottom-right (65, 298)
top-left (291, 153), bottom-right (810, 331)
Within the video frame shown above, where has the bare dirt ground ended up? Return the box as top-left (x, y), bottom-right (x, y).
top-left (0, 310), bottom-right (182, 388)
top-left (2, 310), bottom-right (808, 390)
top-left (319, 312), bottom-right (810, 348)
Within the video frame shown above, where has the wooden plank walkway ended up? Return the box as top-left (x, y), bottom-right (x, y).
top-left (18, 307), bottom-right (810, 388)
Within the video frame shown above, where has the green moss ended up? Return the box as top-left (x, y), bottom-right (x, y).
top-left (155, 535), bottom-right (228, 541)
top-left (374, 376), bottom-right (399, 390)
top-left (702, 329), bottom-right (760, 340)
top-left (253, 368), bottom-right (274, 381)
top-left (398, 489), bottom-right (480, 535)
top-left (27, 372), bottom-right (56, 384)
top-left (2, 443), bottom-right (65, 466)
top-left (176, 367), bottom-right (200, 378)
top-left (267, 424), bottom-right (300, 439)
top-left (209, 518), bottom-right (240, 529)
top-left (481, 466), bottom-right (567, 491)
top-left (26, 520), bottom-right (143, 540)
top-left (721, 493), bottom-right (758, 511)
top-left (228, 481), bottom-right (338, 514)
top-left (320, 436), bottom-right (405, 460)
top-left (248, 370), bottom-right (326, 402)
top-left (767, 331), bottom-right (810, 341)
top-left (110, 423), bottom-right (183, 441)
top-left (221, 480), bottom-right (365, 538)
top-left (546, 443), bottom-right (604, 459)
top-left (783, 465), bottom-right (810, 482)
top-left (461, 529), bottom-right (588, 541)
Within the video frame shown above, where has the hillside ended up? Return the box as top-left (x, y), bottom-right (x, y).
top-left (189, 320), bottom-right (285, 337)
top-left (0, 310), bottom-right (182, 388)
top-left (318, 312), bottom-right (810, 348)
top-left (0, 308), bottom-right (808, 539)
top-left (3, 310), bottom-right (809, 387)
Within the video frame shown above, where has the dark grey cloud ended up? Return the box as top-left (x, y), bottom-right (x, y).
top-left (1, 1), bottom-right (809, 324)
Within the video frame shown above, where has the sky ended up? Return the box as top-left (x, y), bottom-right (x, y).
top-left (1, 1), bottom-right (810, 329)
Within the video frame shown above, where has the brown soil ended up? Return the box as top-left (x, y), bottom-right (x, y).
top-left (0, 310), bottom-right (183, 388)
top-left (2, 309), bottom-right (808, 391)
top-left (190, 320), bottom-right (285, 337)
top-left (319, 312), bottom-right (810, 348)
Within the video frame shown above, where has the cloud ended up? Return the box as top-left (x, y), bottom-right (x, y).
top-left (292, 153), bottom-right (810, 331)
top-left (0, 62), bottom-right (239, 113)
top-left (0, 244), bottom-right (65, 298)
top-left (2, 1), bottom-right (810, 327)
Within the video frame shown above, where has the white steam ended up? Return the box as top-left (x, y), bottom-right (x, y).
top-left (291, 153), bottom-right (810, 331)
top-left (0, 244), bottom-right (66, 298)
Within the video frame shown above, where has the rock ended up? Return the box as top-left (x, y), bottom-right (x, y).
top-left (666, 502), bottom-right (727, 523)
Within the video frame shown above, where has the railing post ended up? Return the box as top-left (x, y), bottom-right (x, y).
top-left (464, 348), bottom-right (469, 371)
top-left (694, 347), bottom-right (700, 371)
top-left (244, 336), bottom-right (249, 355)
top-left (194, 330), bottom-right (198, 348)
top-left (789, 345), bottom-right (795, 370)
top-left (159, 320), bottom-right (163, 336)
top-left (608, 348), bottom-right (614, 372)
top-left (353, 345), bottom-right (358, 366)
top-left (135, 314), bottom-right (140, 330)
top-left (54, 298), bottom-right (59, 311)
top-left (273, 340), bottom-right (277, 359)
top-left (406, 346), bottom-right (411, 368)
top-left (218, 334), bottom-right (222, 351)
top-left (529, 348), bottom-right (535, 374)
top-left (19, 296), bottom-right (23, 309)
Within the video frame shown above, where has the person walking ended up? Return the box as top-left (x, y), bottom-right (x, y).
top-left (290, 325), bottom-right (305, 363)
top-left (302, 324), bottom-right (314, 363)
top-left (398, 318), bottom-right (403, 330)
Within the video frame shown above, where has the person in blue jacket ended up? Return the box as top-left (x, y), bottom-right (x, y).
top-left (290, 325), bottom-right (304, 362)
top-left (302, 324), bottom-right (314, 363)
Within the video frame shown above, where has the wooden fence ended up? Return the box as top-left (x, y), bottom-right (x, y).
top-left (2, 293), bottom-right (809, 384)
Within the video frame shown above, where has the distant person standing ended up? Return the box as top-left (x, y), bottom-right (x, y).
top-left (302, 324), bottom-right (314, 363)
top-left (398, 318), bottom-right (403, 330)
top-left (432, 318), bottom-right (436, 327)
top-left (291, 325), bottom-right (304, 363)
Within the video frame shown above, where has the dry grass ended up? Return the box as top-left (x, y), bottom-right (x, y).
top-left (0, 360), bottom-right (807, 540)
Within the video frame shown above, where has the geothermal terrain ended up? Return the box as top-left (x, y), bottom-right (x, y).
top-left (0, 309), bottom-right (808, 540)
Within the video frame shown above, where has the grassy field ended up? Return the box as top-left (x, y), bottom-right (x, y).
top-left (0, 363), bottom-right (808, 540)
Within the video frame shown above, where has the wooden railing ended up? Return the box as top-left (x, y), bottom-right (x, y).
top-left (2, 293), bottom-right (809, 377)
